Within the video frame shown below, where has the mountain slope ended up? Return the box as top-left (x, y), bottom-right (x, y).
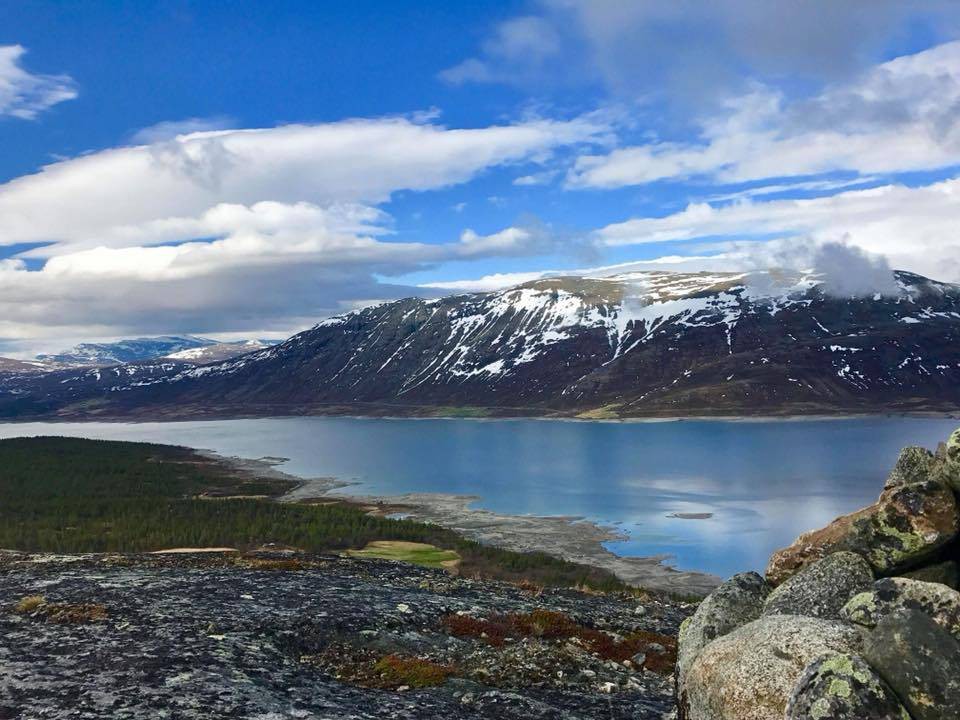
top-left (4, 269), bottom-right (960, 419)
top-left (36, 335), bottom-right (218, 367)
top-left (163, 340), bottom-right (273, 364)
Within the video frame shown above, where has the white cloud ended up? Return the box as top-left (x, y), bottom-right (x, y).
top-left (440, 16), bottom-right (562, 85)
top-left (569, 41), bottom-right (960, 188)
top-left (0, 45), bottom-right (76, 119)
top-left (0, 114), bottom-right (607, 346)
top-left (0, 115), bottom-right (604, 254)
top-left (130, 116), bottom-right (235, 144)
top-left (595, 177), bottom-right (960, 282)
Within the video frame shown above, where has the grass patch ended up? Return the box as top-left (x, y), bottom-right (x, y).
top-left (0, 437), bottom-right (628, 591)
top-left (12, 595), bottom-right (108, 624)
top-left (373, 655), bottom-right (454, 688)
top-left (347, 541), bottom-right (460, 570)
top-left (424, 406), bottom-right (492, 418)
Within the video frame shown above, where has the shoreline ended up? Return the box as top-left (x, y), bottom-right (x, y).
top-left (2, 408), bottom-right (958, 426)
top-left (215, 452), bottom-right (721, 597)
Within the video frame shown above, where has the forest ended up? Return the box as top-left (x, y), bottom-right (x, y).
top-left (0, 436), bottom-right (625, 589)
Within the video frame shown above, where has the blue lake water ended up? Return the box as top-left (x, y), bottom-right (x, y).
top-left (1, 416), bottom-right (957, 579)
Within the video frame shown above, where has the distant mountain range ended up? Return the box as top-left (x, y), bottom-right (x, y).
top-left (35, 335), bottom-right (216, 366)
top-left (2, 269), bottom-right (959, 420)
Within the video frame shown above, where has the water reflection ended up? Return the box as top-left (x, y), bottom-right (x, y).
top-left (0, 416), bottom-right (956, 578)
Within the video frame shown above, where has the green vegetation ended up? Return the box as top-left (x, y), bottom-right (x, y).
top-left (0, 436), bottom-right (627, 590)
top-left (347, 540), bottom-right (460, 569)
top-left (372, 655), bottom-right (454, 688)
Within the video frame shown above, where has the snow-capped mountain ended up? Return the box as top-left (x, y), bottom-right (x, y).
top-left (4, 269), bottom-right (960, 419)
top-left (37, 335), bottom-right (217, 367)
top-left (163, 339), bottom-right (273, 364)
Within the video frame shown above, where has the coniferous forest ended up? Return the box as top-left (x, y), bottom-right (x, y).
top-left (0, 436), bottom-right (623, 589)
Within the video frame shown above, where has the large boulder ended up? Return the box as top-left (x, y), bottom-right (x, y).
top-left (863, 608), bottom-right (960, 720)
top-left (943, 428), bottom-right (960, 492)
top-left (900, 559), bottom-right (959, 589)
top-left (841, 576), bottom-right (960, 641)
top-left (679, 615), bottom-right (862, 720)
top-left (885, 446), bottom-right (937, 489)
top-left (786, 652), bottom-right (911, 720)
top-left (766, 480), bottom-right (959, 585)
top-left (675, 572), bottom-right (770, 688)
top-left (763, 551), bottom-right (873, 620)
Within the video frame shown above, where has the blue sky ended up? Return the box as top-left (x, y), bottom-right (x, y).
top-left (1, 1), bottom-right (960, 354)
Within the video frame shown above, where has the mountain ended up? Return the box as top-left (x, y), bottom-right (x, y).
top-left (36, 335), bottom-right (217, 367)
top-left (0, 357), bottom-right (52, 374)
top-left (163, 339), bottom-right (273, 364)
top-left (3, 269), bottom-right (960, 420)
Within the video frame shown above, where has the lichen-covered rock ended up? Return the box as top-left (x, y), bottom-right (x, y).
top-left (942, 428), bottom-right (960, 492)
top-left (763, 551), bottom-right (873, 620)
top-left (785, 652), bottom-right (910, 720)
top-left (901, 559), bottom-right (959, 589)
top-left (679, 615), bottom-right (862, 720)
top-left (841, 576), bottom-right (960, 640)
top-left (766, 480), bottom-right (959, 585)
top-left (675, 572), bottom-right (770, 687)
top-left (885, 446), bottom-right (937, 489)
top-left (863, 608), bottom-right (960, 720)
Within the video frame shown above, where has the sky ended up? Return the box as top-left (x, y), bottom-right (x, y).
top-left (2, 1), bottom-right (960, 356)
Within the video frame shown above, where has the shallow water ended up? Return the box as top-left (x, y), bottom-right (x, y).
top-left (2, 416), bottom-right (956, 578)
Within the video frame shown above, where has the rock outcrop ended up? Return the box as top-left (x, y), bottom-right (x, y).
top-left (763, 551), bottom-right (873, 620)
top-left (786, 652), bottom-right (910, 720)
top-left (678, 426), bottom-right (960, 720)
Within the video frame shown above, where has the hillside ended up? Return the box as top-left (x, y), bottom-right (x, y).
top-left (2, 269), bottom-right (959, 419)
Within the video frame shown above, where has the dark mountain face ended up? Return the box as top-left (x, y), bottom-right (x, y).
top-left (3, 269), bottom-right (960, 419)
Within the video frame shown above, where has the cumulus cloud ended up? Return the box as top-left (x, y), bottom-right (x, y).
top-left (0, 45), bottom-right (77, 119)
top-left (440, 16), bottom-right (563, 85)
top-left (0, 114), bottom-right (606, 346)
top-left (569, 41), bottom-right (960, 188)
top-left (595, 178), bottom-right (960, 283)
top-left (0, 115), bottom-right (604, 254)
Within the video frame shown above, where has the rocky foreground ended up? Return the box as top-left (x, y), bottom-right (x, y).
top-left (677, 427), bottom-right (960, 720)
top-left (0, 551), bottom-right (690, 720)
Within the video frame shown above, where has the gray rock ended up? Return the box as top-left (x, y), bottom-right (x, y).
top-left (767, 480), bottom-right (959, 585)
top-left (943, 428), bottom-right (960, 492)
top-left (841, 576), bottom-right (960, 640)
top-left (764, 551), bottom-right (873, 620)
top-left (885, 446), bottom-right (937, 489)
top-left (786, 652), bottom-right (911, 720)
top-left (900, 559), bottom-right (959, 589)
top-left (676, 571), bottom-right (770, 686)
top-left (679, 615), bottom-right (863, 720)
top-left (863, 608), bottom-right (960, 720)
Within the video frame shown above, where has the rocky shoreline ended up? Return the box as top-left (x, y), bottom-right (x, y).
top-left (676, 426), bottom-right (960, 719)
top-left (218, 453), bottom-right (720, 597)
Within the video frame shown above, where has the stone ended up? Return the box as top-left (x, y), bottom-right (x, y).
top-left (675, 571), bottom-right (770, 686)
top-left (885, 446), bottom-right (937, 489)
top-left (786, 652), bottom-right (911, 720)
top-left (942, 428), bottom-right (960, 492)
top-left (863, 608), bottom-right (960, 720)
top-left (900, 559), bottom-right (959, 589)
top-left (763, 551), bottom-right (873, 620)
top-left (678, 615), bottom-right (862, 720)
top-left (841, 576), bottom-right (960, 640)
top-left (766, 480), bottom-right (959, 585)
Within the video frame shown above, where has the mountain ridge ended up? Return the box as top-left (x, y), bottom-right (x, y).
top-left (2, 268), bottom-right (959, 420)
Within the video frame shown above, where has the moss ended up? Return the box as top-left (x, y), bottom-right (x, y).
top-left (373, 655), bottom-right (453, 688)
top-left (13, 595), bottom-right (46, 614)
top-left (347, 541), bottom-right (461, 570)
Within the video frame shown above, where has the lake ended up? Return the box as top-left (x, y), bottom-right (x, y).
top-left (1, 416), bottom-right (956, 579)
